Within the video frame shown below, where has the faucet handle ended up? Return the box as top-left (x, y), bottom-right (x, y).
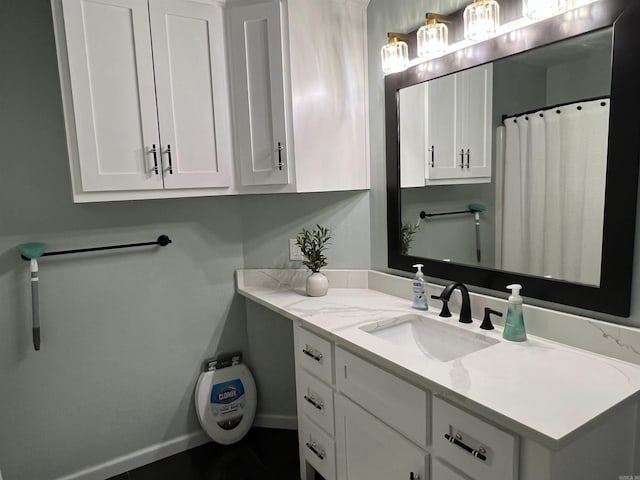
top-left (431, 295), bottom-right (452, 318)
top-left (480, 307), bottom-right (502, 330)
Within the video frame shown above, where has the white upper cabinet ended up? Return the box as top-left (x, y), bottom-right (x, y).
top-left (227, 0), bottom-right (370, 193)
top-left (54, 0), bottom-right (232, 201)
top-left (150, 0), bottom-right (232, 190)
top-left (60, 0), bottom-right (162, 193)
top-left (227, 1), bottom-right (288, 186)
top-left (401, 63), bottom-right (492, 188)
top-left (426, 64), bottom-right (493, 185)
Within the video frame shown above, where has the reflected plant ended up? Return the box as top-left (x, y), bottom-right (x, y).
top-left (400, 221), bottom-right (419, 255)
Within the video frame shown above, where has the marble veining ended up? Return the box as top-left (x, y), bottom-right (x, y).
top-left (586, 320), bottom-right (640, 359)
top-left (237, 269), bottom-right (640, 448)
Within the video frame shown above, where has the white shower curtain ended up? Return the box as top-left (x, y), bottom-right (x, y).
top-left (501, 98), bottom-right (610, 286)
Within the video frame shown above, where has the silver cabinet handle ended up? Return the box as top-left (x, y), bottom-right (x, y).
top-left (409, 473), bottom-right (421, 480)
top-left (302, 346), bottom-right (323, 362)
top-left (166, 144), bottom-right (173, 174)
top-left (444, 433), bottom-right (487, 461)
top-left (459, 149), bottom-right (465, 169)
top-left (303, 394), bottom-right (324, 410)
top-left (466, 148), bottom-right (470, 168)
top-left (276, 142), bottom-right (285, 171)
top-left (305, 442), bottom-right (326, 460)
top-left (151, 144), bottom-right (159, 174)
top-left (429, 145), bottom-right (435, 167)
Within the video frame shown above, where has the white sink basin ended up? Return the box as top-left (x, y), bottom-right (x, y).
top-left (359, 314), bottom-right (499, 362)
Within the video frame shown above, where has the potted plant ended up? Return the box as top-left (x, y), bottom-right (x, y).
top-left (295, 224), bottom-right (332, 296)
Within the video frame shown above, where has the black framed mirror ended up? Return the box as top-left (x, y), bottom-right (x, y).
top-left (386, 0), bottom-right (640, 316)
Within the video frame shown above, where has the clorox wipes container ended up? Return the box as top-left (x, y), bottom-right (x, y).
top-left (195, 352), bottom-right (257, 444)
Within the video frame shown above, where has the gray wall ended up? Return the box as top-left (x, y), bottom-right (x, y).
top-left (239, 191), bottom-right (371, 423)
top-left (0, 2), bottom-right (371, 479)
top-left (0, 3), bottom-right (248, 479)
top-left (401, 185), bottom-right (495, 267)
top-left (546, 50), bottom-right (612, 105)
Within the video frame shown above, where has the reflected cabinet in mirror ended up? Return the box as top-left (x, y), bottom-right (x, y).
top-left (386, 0), bottom-right (640, 316)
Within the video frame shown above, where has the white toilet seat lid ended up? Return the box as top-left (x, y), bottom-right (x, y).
top-left (195, 364), bottom-right (257, 445)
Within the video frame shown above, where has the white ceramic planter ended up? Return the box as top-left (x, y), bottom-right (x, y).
top-left (306, 272), bottom-right (329, 297)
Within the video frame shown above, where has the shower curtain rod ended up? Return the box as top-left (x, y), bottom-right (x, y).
top-left (501, 95), bottom-right (610, 123)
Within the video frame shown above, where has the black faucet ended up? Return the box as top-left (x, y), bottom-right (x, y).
top-left (436, 282), bottom-right (472, 323)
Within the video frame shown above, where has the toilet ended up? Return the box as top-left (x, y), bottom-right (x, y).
top-left (195, 352), bottom-right (257, 445)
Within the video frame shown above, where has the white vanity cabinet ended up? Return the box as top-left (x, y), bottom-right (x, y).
top-left (290, 322), bottom-right (640, 480)
top-left (402, 64), bottom-right (492, 188)
top-left (52, 0), bottom-right (233, 202)
top-left (226, 0), bottom-right (370, 192)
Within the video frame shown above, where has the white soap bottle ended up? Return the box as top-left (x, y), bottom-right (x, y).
top-left (412, 264), bottom-right (428, 310)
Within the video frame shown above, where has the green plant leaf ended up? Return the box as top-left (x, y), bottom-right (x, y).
top-left (295, 224), bottom-right (332, 272)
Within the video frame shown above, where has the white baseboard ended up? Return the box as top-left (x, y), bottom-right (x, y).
top-left (56, 431), bottom-right (210, 480)
top-left (253, 413), bottom-right (298, 430)
top-left (55, 416), bottom-right (297, 480)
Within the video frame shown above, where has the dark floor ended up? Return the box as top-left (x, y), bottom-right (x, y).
top-left (106, 428), bottom-right (300, 480)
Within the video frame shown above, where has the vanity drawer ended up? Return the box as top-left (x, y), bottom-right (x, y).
top-left (297, 370), bottom-right (335, 435)
top-left (433, 397), bottom-right (518, 480)
top-left (300, 415), bottom-right (336, 480)
top-left (335, 347), bottom-right (429, 448)
top-left (295, 327), bottom-right (333, 384)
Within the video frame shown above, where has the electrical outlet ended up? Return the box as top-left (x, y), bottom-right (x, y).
top-left (289, 239), bottom-right (304, 261)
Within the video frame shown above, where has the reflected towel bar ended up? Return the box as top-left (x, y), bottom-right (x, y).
top-left (420, 210), bottom-right (472, 219)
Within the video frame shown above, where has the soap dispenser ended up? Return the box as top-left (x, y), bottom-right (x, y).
top-left (503, 284), bottom-right (526, 341)
top-left (412, 264), bottom-right (428, 311)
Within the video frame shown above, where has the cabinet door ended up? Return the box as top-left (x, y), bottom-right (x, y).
top-left (426, 65), bottom-right (492, 185)
top-left (228, 1), bottom-right (289, 187)
top-left (150, 0), bottom-right (231, 189)
top-left (400, 82), bottom-right (427, 188)
top-left (288, 0), bottom-right (369, 192)
top-left (426, 73), bottom-right (461, 182)
top-left (335, 394), bottom-right (429, 480)
top-left (459, 64), bottom-right (492, 179)
top-left (432, 459), bottom-right (472, 480)
top-left (61, 0), bottom-right (163, 191)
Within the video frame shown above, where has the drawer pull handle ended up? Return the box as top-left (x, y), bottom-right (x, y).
top-left (304, 395), bottom-right (324, 410)
top-left (444, 433), bottom-right (487, 461)
top-left (409, 473), bottom-right (421, 480)
top-left (302, 347), bottom-right (323, 362)
top-left (305, 442), bottom-right (326, 460)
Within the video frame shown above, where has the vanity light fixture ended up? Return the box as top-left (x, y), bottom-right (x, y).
top-left (381, 33), bottom-right (410, 74)
top-left (417, 13), bottom-right (450, 59)
top-left (464, 0), bottom-right (500, 41)
top-left (522, 0), bottom-right (566, 20)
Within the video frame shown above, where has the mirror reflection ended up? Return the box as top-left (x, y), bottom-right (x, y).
top-left (399, 28), bottom-right (613, 287)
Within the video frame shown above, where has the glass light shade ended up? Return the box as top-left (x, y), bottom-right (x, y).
top-left (381, 38), bottom-right (409, 74)
top-left (417, 21), bottom-right (449, 58)
top-left (464, 0), bottom-right (500, 41)
top-left (523, 0), bottom-right (566, 20)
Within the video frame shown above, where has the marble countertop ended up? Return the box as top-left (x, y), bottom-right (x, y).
top-left (236, 269), bottom-right (640, 449)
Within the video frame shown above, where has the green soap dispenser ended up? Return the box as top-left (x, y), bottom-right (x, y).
top-left (503, 284), bottom-right (527, 342)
